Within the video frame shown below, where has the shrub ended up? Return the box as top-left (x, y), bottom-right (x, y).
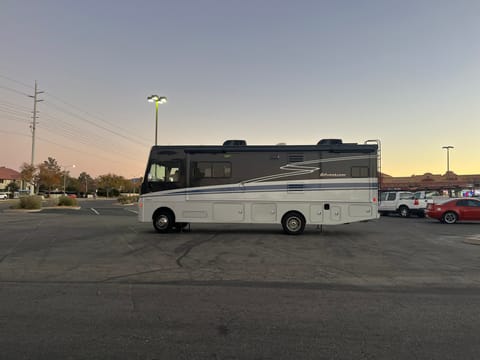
top-left (17, 196), bottom-right (42, 209)
top-left (117, 195), bottom-right (139, 204)
top-left (58, 195), bottom-right (78, 206)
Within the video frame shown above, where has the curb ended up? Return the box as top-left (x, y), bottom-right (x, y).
top-left (3, 206), bottom-right (81, 213)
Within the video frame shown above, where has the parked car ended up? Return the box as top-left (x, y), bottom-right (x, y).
top-left (0, 192), bottom-right (8, 200)
top-left (426, 198), bottom-right (480, 224)
top-left (413, 191), bottom-right (450, 206)
top-left (379, 191), bottom-right (426, 217)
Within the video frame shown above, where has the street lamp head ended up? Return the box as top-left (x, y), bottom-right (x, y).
top-left (147, 95), bottom-right (159, 103)
top-left (147, 95), bottom-right (167, 104)
top-left (442, 145), bottom-right (454, 150)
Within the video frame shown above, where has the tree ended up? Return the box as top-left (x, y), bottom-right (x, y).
top-left (78, 172), bottom-right (94, 195)
top-left (6, 181), bottom-right (20, 194)
top-left (38, 157), bottom-right (62, 192)
top-left (20, 162), bottom-right (38, 193)
top-left (96, 173), bottom-right (125, 197)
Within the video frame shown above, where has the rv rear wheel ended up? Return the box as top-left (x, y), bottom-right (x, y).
top-left (153, 210), bottom-right (174, 233)
top-left (282, 211), bottom-right (306, 235)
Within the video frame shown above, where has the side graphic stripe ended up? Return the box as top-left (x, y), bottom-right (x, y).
top-left (154, 181), bottom-right (378, 197)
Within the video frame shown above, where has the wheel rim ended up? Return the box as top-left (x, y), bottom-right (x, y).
top-left (155, 215), bottom-right (170, 230)
top-left (444, 213), bottom-right (456, 224)
top-left (287, 216), bottom-right (301, 232)
top-left (400, 207), bottom-right (408, 217)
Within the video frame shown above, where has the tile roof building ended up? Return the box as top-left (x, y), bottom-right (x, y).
top-left (0, 166), bottom-right (22, 191)
top-left (381, 171), bottom-right (480, 193)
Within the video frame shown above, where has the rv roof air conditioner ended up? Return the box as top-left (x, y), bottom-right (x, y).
top-left (317, 139), bottom-right (343, 145)
top-left (223, 140), bottom-right (247, 146)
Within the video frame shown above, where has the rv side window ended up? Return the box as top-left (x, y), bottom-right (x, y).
top-left (196, 162), bottom-right (231, 178)
top-left (351, 166), bottom-right (369, 178)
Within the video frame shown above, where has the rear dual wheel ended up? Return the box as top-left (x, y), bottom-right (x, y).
top-left (281, 211), bottom-right (306, 235)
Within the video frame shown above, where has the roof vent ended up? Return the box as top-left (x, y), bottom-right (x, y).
top-left (223, 139), bottom-right (247, 146)
top-left (317, 139), bottom-right (342, 145)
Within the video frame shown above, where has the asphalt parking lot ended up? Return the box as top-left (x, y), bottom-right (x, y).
top-left (1, 199), bottom-right (480, 287)
top-left (1, 199), bottom-right (480, 359)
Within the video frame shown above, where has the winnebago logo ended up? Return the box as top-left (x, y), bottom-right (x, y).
top-left (320, 173), bottom-right (347, 177)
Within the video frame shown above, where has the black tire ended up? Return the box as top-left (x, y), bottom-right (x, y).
top-left (398, 206), bottom-right (410, 218)
top-left (281, 211), bottom-right (306, 235)
top-left (153, 210), bottom-right (174, 233)
top-left (442, 211), bottom-right (458, 224)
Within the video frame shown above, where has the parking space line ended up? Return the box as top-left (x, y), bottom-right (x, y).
top-left (464, 234), bottom-right (480, 245)
top-left (90, 208), bottom-right (100, 215)
top-left (125, 208), bottom-right (138, 215)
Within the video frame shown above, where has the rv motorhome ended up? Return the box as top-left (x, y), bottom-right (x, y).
top-left (138, 139), bottom-right (380, 235)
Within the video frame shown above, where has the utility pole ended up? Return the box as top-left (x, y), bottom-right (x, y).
top-left (28, 81), bottom-right (44, 166)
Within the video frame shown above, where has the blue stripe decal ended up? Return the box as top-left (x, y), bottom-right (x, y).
top-left (157, 182), bottom-right (378, 197)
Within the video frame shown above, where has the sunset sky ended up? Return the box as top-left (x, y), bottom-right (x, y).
top-left (1, 0), bottom-right (479, 179)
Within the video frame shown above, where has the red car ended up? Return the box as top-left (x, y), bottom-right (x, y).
top-left (426, 198), bottom-right (480, 224)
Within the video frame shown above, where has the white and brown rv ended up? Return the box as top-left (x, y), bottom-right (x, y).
top-left (138, 139), bottom-right (380, 235)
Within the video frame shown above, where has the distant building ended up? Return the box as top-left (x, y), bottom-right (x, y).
top-left (380, 171), bottom-right (480, 195)
top-left (0, 166), bottom-right (22, 191)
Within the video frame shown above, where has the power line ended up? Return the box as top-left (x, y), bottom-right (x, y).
top-left (0, 115), bottom-right (30, 126)
top-left (44, 91), bottom-right (151, 145)
top-left (0, 74), bottom-right (33, 89)
top-left (0, 106), bottom-right (31, 118)
top-left (0, 74), bottom-right (150, 176)
top-left (1, 114), bottom-right (30, 124)
top-left (0, 84), bottom-right (30, 97)
top-left (1, 74), bottom-right (151, 147)
top-left (42, 99), bottom-right (149, 147)
top-left (0, 99), bottom-right (32, 112)
top-left (37, 110), bottom-right (147, 162)
top-left (0, 129), bottom-right (142, 170)
top-left (0, 129), bottom-right (30, 137)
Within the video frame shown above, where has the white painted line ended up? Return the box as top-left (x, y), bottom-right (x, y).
top-left (125, 208), bottom-right (138, 214)
top-left (90, 208), bottom-right (100, 215)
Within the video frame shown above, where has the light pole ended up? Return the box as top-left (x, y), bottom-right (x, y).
top-left (442, 146), bottom-right (454, 173)
top-left (62, 164), bottom-right (76, 194)
top-left (147, 95), bottom-right (167, 145)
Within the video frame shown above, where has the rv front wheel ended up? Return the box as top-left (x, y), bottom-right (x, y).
top-left (153, 210), bottom-right (174, 233)
top-left (282, 211), bottom-right (306, 235)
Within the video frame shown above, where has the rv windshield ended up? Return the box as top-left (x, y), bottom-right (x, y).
top-left (147, 161), bottom-right (180, 183)
top-left (142, 160), bottom-right (184, 194)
